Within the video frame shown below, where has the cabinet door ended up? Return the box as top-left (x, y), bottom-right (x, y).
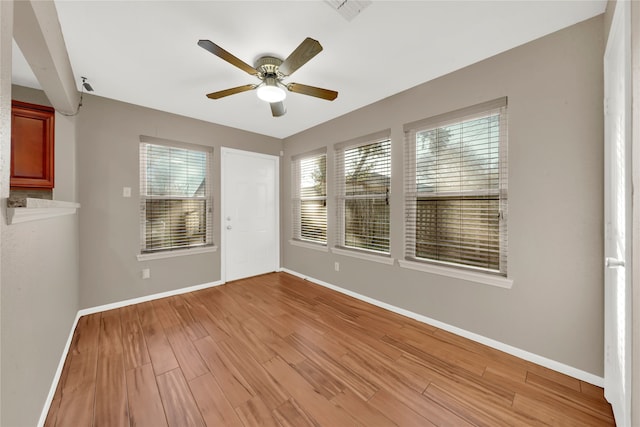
top-left (11, 100), bottom-right (55, 189)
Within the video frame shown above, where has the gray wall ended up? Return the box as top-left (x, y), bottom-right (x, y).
top-left (1, 85), bottom-right (80, 426)
top-left (282, 16), bottom-right (605, 376)
top-left (76, 95), bottom-right (282, 308)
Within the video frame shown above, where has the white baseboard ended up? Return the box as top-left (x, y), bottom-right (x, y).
top-left (78, 280), bottom-right (224, 316)
top-left (281, 268), bottom-right (604, 388)
top-left (38, 279), bottom-right (224, 427)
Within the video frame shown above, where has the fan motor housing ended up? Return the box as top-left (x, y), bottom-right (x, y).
top-left (255, 56), bottom-right (283, 79)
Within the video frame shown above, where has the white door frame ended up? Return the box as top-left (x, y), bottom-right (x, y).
top-left (220, 147), bottom-right (280, 282)
top-left (604, 1), bottom-right (632, 425)
top-left (630, 2), bottom-right (640, 424)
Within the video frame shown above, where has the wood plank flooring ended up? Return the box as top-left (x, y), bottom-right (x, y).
top-left (45, 272), bottom-right (615, 426)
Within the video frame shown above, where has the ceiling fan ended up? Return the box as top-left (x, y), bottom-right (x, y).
top-left (198, 37), bottom-right (338, 117)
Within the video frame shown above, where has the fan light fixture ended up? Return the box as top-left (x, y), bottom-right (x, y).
top-left (256, 78), bottom-right (286, 103)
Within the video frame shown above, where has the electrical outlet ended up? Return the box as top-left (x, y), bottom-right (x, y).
top-left (334, 262), bottom-right (340, 272)
top-left (142, 268), bottom-right (150, 279)
top-left (123, 187), bottom-right (132, 198)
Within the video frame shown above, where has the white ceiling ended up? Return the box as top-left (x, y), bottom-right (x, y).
top-left (12, 1), bottom-right (606, 139)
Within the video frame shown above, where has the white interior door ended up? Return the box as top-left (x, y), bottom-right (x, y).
top-left (604, 2), bottom-right (632, 425)
top-left (222, 148), bottom-right (279, 282)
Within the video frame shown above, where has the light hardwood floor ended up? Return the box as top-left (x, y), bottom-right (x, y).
top-left (45, 272), bottom-right (615, 426)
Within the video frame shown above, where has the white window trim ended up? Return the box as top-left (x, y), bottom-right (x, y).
top-left (334, 130), bottom-right (392, 256)
top-left (331, 246), bottom-right (395, 265)
top-left (291, 149), bottom-right (327, 245)
top-left (137, 244), bottom-right (217, 261)
top-left (398, 259), bottom-right (513, 289)
top-left (289, 239), bottom-right (329, 252)
top-left (139, 135), bottom-right (214, 255)
top-left (403, 97), bottom-right (508, 278)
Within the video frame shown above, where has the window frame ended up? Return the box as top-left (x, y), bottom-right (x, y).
top-left (291, 148), bottom-right (328, 247)
top-left (139, 135), bottom-right (214, 257)
top-left (403, 98), bottom-right (509, 279)
top-left (334, 130), bottom-right (392, 257)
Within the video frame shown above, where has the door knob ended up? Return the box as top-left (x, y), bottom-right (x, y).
top-left (605, 257), bottom-right (625, 268)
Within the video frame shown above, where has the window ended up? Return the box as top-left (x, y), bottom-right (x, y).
top-left (335, 131), bottom-right (391, 254)
top-left (404, 98), bottom-right (508, 275)
top-left (139, 136), bottom-right (213, 254)
top-left (291, 149), bottom-right (327, 244)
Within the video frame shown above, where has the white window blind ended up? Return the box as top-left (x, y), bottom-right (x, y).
top-left (335, 132), bottom-right (391, 254)
top-left (139, 136), bottom-right (213, 253)
top-left (292, 150), bottom-right (327, 244)
top-left (404, 98), bottom-right (508, 275)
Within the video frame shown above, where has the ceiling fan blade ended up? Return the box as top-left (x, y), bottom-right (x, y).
top-left (278, 37), bottom-right (323, 76)
top-left (206, 84), bottom-right (257, 99)
top-left (287, 83), bottom-right (338, 101)
top-left (198, 40), bottom-right (258, 75)
top-left (270, 101), bottom-right (286, 117)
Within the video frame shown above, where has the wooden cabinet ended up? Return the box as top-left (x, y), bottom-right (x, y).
top-left (11, 100), bottom-right (55, 189)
